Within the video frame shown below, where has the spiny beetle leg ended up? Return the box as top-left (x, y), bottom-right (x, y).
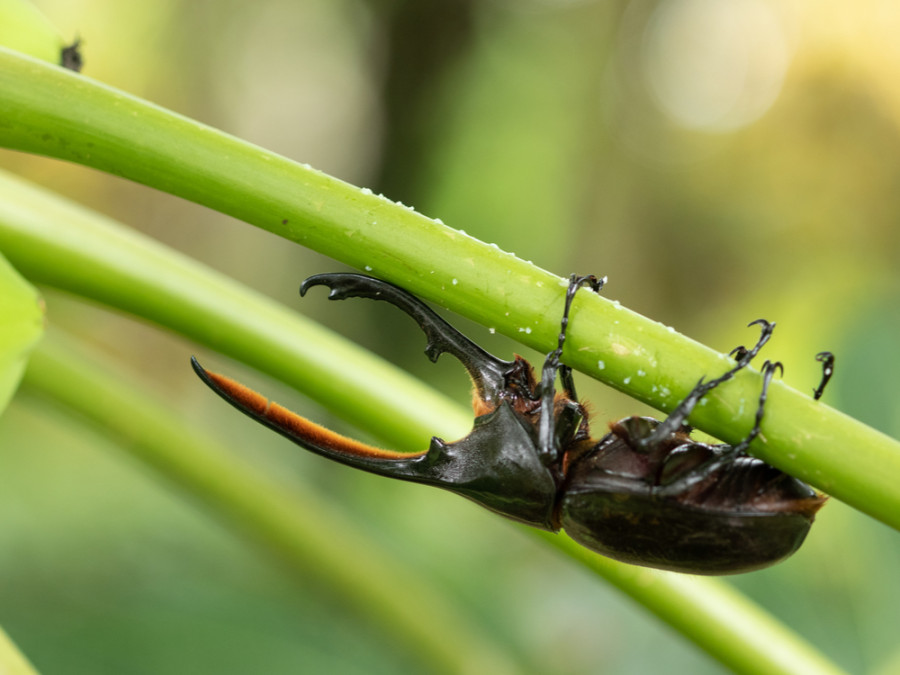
top-left (728, 318), bottom-right (775, 370)
top-left (301, 273), bottom-right (515, 406)
top-left (813, 351), bottom-right (835, 401)
top-left (538, 274), bottom-right (606, 462)
top-left (540, 274), bottom-right (606, 401)
top-left (731, 360), bottom-right (783, 455)
top-left (637, 319), bottom-right (775, 451)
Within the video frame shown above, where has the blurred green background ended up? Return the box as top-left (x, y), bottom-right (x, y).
top-left (2, 0), bottom-right (900, 673)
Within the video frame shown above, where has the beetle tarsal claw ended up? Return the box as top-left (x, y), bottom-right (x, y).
top-left (194, 273), bottom-right (833, 575)
top-left (813, 351), bottom-right (835, 400)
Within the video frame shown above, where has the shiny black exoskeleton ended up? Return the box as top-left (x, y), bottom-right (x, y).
top-left (192, 273), bottom-right (829, 574)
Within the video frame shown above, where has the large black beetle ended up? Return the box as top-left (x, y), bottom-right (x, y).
top-left (192, 273), bottom-right (828, 574)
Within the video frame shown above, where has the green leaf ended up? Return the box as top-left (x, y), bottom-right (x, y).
top-left (0, 624), bottom-right (40, 675)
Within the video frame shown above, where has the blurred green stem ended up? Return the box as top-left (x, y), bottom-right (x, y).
top-left (22, 333), bottom-right (521, 675)
top-left (0, 168), bottom-right (469, 452)
top-left (539, 533), bottom-right (847, 675)
top-left (0, 47), bottom-right (898, 532)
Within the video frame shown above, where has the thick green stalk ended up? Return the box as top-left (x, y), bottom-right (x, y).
top-left (22, 333), bottom-right (521, 675)
top-left (0, 47), bottom-right (898, 530)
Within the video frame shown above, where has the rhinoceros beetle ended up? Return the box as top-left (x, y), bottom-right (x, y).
top-left (192, 273), bottom-right (829, 575)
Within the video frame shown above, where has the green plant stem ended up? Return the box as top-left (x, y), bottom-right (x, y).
top-left (1, 173), bottom-right (846, 675)
top-left (1, 47), bottom-right (898, 531)
top-left (22, 332), bottom-right (522, 675)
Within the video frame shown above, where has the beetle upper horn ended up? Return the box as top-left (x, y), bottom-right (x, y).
top-left (301, 273), bottom-right (515, 406)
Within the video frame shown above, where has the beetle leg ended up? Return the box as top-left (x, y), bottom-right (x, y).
top-left (558, 275), bottom-right (605, 398)
top-left (731, 360), bottom-right (783, 454)
top-left (636, 319), bottom-right (775, 451)
top-left (538, 274), bottom-right (606, 460)
top-left (301, 273), bottom-right (516, 406)
top-left (727, 318), bottom-right (775, 367)
top-left (541, 274), bottom-right (606, 400)
top-left (812, 351), bottom-right (835, 401)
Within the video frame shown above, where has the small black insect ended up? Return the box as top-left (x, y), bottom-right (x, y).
top-left (192, 273), bottom-right (830, 574)
top-left (60, 38), bottom-right (83, 73)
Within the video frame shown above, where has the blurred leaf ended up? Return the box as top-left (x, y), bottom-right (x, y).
top-left (0, 625), bottom-right (39, 675)
top-left (836, 291), bottom-right (900, 440)
top-left (0, 252), bottom-right (42, 415)
top-left (0, 0), bottom-right (69, 66)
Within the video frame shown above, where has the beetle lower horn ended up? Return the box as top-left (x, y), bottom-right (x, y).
top-left (190, 357), bottom-right (429, 475)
